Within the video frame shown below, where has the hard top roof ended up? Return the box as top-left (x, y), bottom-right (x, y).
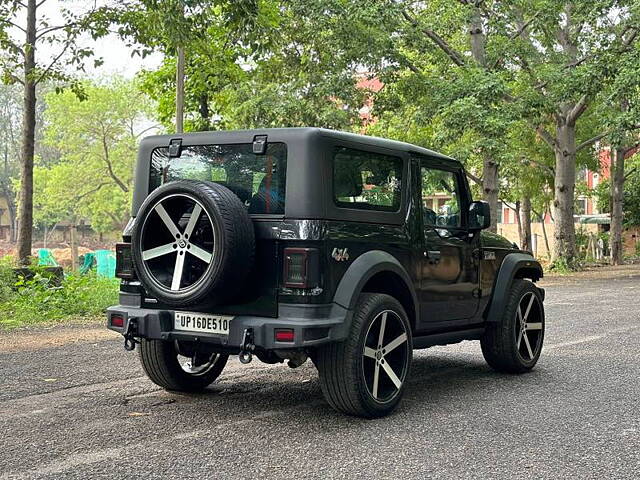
top-left (143, 127), bottom-right (459, 165)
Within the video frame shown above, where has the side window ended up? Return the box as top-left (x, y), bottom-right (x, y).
top-left (333, 147), bottom-right (403, 212)
top-left (421, 166), bottom-right (462, 228)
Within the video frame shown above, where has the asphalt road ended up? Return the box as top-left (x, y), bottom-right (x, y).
top-left (1, 272), bottom-right (639, 479)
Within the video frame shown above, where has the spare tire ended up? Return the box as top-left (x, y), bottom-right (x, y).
top-left (131, 180), bottom-right (255, 306)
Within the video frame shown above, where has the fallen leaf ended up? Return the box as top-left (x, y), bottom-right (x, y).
top-left (128, 412), bottom-right (151, 417)
top-left (43, 378), bottom-right (57, 382)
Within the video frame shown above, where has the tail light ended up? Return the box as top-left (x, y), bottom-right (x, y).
top-left (110, 314), bottom-right (125, 328)
top-left (283, 247), bottom-right (319, 288)
top-left (274, 329), bottom-right (295, 342)
top-left (115, 243), bottom-right (134, 279)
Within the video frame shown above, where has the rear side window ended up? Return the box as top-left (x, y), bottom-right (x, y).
top-left (333, 147), bottom-right (403, 212)
top-left (150, 143), bottom-right (286, 215)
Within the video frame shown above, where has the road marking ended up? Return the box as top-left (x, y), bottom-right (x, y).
top-left (545, 335), bottom-right (605, 349)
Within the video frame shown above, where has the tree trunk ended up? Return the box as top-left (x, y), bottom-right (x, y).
top-left (70, 223), bottom-right (78, 271)
top-left (199, 94), bottom-right (210, 130)
top-left (176, 46), bottom-right (185, 133)
top-left (552, 120), bottom-right (577, 263)
top-left (610, 145), bottom-right (625, 265)
top-left (483, 156), bottom-right (499, 232)
top-left (17, 0), bottom-right (37, 264)
top-left (515, 200), bottom-right (523, 246)
top-left (540, 209), bottom-right (551, 260)
top-left (470, 6), bottom-right (499, 233)
top-left (520, 196), bottom-right (532, 252)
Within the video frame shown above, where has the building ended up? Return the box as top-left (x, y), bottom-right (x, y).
top-left (0, 193), bottom-right (12, 241)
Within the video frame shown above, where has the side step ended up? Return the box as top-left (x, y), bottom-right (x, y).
top-left (413, 327), bottom-right (484, 349)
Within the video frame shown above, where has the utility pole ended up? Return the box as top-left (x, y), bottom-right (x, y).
top-left (176, 46), bottom-right (185, 133)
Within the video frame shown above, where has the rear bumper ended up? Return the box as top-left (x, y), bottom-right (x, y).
top-left (106, 301), bottom-right (350, 352)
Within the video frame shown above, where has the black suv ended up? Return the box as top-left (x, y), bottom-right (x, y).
top-left (108, 128), bottom-right (545, 418)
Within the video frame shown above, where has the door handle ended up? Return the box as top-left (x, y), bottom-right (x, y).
top-left (426, 250), bottom-right (441, 264)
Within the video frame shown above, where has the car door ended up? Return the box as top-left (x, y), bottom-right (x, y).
top-left (417, 157), bottom-right (479, 327)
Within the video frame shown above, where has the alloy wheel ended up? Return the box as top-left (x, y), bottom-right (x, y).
top-left (514, 291), bottom-right (544, 362)
top-left (362, 310), bottom-right (410, 403)
top-left (139, 194), bottom-right (215, 292)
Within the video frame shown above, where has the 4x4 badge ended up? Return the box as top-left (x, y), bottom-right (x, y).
top-left (332, 248), bottom-right (350, 262)
top-left (484, 250), bottom-right (496, 260)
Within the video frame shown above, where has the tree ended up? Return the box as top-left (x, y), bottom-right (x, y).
top-left (0, 85), bottom-right (21, 242)
top-left (113, 0), bottom-right (274, 133)
top-left (344, 1), bottom-right (639, 262)
top-left (505, 2), bottom-right (640, 265)
top-left (0, 0), bottom-right (110, 263)
top-left (33, 79), bottom-right (155, 234)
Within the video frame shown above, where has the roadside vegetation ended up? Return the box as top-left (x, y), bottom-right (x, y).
top-left (0, 257), bottom-right (118, 330)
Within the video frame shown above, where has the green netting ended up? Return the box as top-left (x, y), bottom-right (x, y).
top-left (95, 249), bottom-right (116, 278)
top-left (79, 252), bottom-right (96, 275)
top-left (38, 248), bottom-right (59, 267)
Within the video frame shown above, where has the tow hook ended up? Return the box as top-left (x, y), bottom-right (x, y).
top-left (123, 318), bottom-right (140, 352)
top-left (238, 328), bottom-right (255, 364)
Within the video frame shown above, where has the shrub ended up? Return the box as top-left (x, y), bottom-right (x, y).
top-left (0, 259), bottom-right (119, 329)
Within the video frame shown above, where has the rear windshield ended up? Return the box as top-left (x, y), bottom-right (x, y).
top-left (150, 143), bottom-right (287, 215)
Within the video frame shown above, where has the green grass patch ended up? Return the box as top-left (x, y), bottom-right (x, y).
top-left (0, 257), bottom-right (119, 329)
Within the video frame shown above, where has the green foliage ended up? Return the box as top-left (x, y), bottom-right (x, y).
top-left (593, 154), bottom-right (640, 226)
top-left (549, 256), bottom-right (581, 274)
top-left (0, 260), bottom-right (119, 329)
top-left (30, 79), bottom-right (155, 233)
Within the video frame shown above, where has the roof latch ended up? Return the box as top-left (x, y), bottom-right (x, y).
top-left (252, 135), bottom-right (268, 155)
top-left (168, 138), bottom-right (182, 158)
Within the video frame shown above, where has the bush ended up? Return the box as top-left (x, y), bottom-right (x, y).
top-left (0, 258), bottom-right (119, 329)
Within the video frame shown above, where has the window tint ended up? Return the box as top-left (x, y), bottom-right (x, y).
top-left (150, 143), bottom-right (286, 215)
top-left (333, 147), bottom-right (402, 211)
top-left (421, 167), bottom-right (461, 228)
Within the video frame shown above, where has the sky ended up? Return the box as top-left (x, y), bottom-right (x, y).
top-left (10, 0), bottom-right (164, 79)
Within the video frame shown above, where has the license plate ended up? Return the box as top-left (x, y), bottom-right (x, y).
top-left (174, 311), bottom-right (233, 336)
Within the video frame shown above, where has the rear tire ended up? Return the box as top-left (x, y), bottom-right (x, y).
top-left (481, 279), bottom-right (545, 373)
top-left (316, 293), bottom-right (412, 418)
top-left (139, 339), bottom-right (228, 392)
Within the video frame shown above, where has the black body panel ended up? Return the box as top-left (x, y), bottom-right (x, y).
top-left (113, 127), bottom-right (543, 351)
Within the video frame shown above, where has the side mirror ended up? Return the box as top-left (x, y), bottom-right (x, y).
top-left (469, 200), bottom-right (491, 230)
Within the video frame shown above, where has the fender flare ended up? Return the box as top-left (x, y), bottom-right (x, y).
top-left (485, 252), bottom-right (543, 323)
top-left (333, 250), bottom-right (418, 322)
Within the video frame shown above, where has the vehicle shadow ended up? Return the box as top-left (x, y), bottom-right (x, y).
top-left (158, 350), bottom-right (546, 424)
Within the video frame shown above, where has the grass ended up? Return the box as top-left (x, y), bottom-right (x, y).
top-left (0, 257), bottom-right (119, 330)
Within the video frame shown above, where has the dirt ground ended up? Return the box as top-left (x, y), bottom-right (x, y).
top-left (540, 262), bottom-right (640, 286)
top-left (0, 240), bottom-right (114, 268)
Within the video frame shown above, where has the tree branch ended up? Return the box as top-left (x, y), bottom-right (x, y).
top-left (35, 22), bottom-right (81, 41)
top-left (401, 10), bottom-right (466, 67)
top-left (522, 157), bottom-right (555, 176)
top-left (466, 171), bottom-right (482, 185)
top-left (567, 94), bottom-right (588, 125)
top-left (509, 11), bottom-right (540, 40)
top-left (0, 18), bottom-right (26, 33)
top-left (535, 125), bottom-right (557, 150)
top-left (576, 132), bottom-right (608, 152)
top-left (34, 39), bottom-right (71, 85)
top-left (624, 168), bottom-right (637, 180)
top-left (101, 134), bottom-right (129, 193)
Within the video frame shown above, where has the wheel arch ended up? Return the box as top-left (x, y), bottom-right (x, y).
top-left (485, 252), bottom-right (544, 323)
top-left (333, 250), bottom-right (418, 331)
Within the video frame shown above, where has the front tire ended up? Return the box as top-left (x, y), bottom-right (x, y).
top-left (316, 293), bottom-right (413, 418)
top-left (481, 279), bottom-right (545, 373)
top-left (139, 339), bottom-right (228, 392)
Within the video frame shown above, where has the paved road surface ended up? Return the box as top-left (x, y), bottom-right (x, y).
top-left (1, 272), bottom-right (639, 479)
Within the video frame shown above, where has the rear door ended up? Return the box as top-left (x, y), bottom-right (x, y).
top-left (416, 157), bottom-right (479, 327)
